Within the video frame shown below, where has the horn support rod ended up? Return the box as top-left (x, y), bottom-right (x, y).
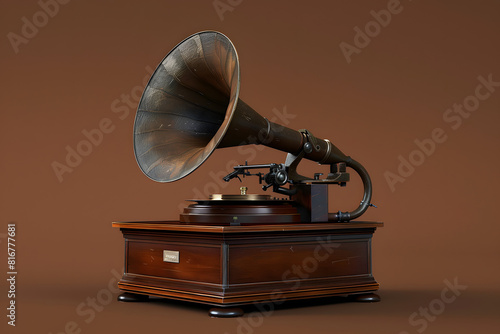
top-left (290, 132), bottom-right (374, 222)
top-left (331, 158), bottom-right (373, 222)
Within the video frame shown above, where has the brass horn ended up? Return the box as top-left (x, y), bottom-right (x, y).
top-left (133, 31), bottom-right (373, 221)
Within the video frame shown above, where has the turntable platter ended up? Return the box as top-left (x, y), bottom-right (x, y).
top-left (180, 196), bottom-right (300, 226)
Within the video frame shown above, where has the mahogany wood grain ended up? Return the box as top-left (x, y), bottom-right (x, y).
top-left (114, 221), bottom-right (383, 313)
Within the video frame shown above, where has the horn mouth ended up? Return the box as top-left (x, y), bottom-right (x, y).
top-left (133, 31), bottom-right (240, 182)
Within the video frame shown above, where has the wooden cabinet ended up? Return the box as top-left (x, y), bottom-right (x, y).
top-left (113, 221), bottom-right (383, 316)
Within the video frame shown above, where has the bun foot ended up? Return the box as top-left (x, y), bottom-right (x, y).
top-left (209, 307), bottom-right (244, 318)
top-left (350, 293), bottom-right (381, 302)
top-left (118, 292), bottom-right (149, 302)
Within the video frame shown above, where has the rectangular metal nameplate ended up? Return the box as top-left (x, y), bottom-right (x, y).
top-left (163, 250), bottom-right (179, 263)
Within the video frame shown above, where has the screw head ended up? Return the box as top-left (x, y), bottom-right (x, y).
top-left (303, 142), bottom-right (313, 153)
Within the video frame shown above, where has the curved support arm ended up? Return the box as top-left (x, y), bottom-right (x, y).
top-left (329, 158), bottom-right (373, 222)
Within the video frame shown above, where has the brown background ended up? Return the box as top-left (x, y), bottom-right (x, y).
top-left (1, 0), bottom-right (499, 333)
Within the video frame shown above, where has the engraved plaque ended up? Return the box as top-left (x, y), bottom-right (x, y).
top-left (163, 250), bottom-right (180, 263)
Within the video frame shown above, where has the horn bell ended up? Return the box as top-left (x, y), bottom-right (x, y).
top-left (133, 31), bottom-right (240, 182)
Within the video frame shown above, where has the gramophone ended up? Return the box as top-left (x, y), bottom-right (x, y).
top-left (113, 31), bottom-right (383, 317)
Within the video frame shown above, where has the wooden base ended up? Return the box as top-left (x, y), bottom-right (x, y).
top-left (113, 221), bottom-right (383, 316)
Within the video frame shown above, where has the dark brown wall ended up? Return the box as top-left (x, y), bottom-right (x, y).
top-left (1, 0), bottom-right (499, 333)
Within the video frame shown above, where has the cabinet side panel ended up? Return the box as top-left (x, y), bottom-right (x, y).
top-left (229, 239), bottom-right (369, 284)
